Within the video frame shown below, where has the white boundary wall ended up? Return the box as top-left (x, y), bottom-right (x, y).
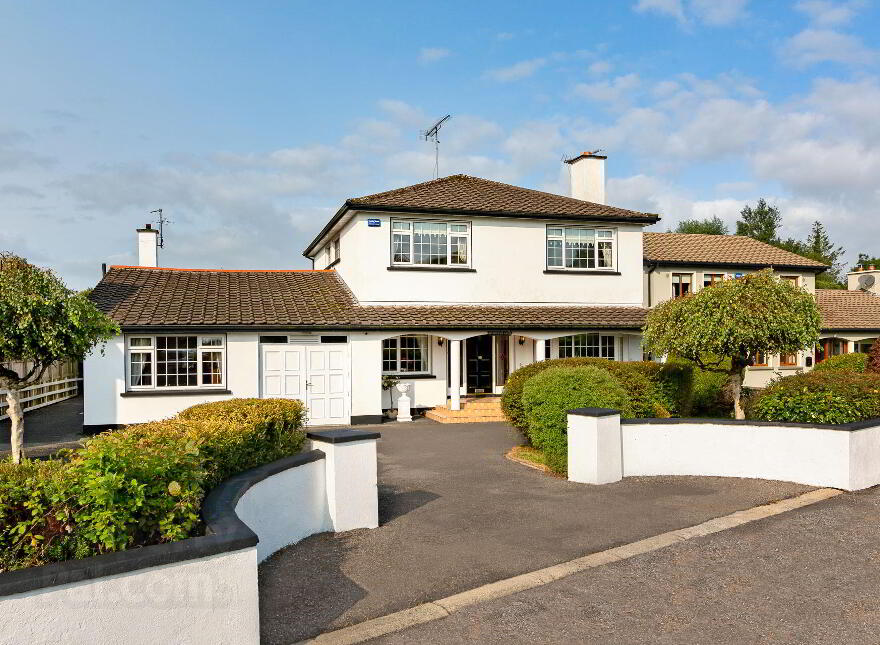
top-left (0, 430), bottom-right (380, 645)
top-left (567, 409), bottom-right (880, 491)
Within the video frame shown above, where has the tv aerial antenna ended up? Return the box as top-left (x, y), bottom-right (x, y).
top-left (421, 114), bottom-right (451, 179)
top-left (150, 208), bottom-right (171, 249)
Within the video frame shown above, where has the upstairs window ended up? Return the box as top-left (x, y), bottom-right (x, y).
top-left (546, 227), bottom-right (615, 270)
top-left (558, 334), bottom-right (616, 360)
top-left (672, 273), bottom-right (692, 298)
top-left (391, 220), bottom-right (470, 267)
top-left (382, 335), bottom-right (430, 374)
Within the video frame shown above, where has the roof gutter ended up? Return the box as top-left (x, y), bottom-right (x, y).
top-left (642, 259), bottom-right (829, 274)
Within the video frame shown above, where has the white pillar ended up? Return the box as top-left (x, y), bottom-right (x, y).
top-left (396, 383), bottom-right (412, 422)
top-left (535, 339), bottom-right (546, 362)
top-left (308, 429), bottom-right (380, 531)
top-left (449, 339), bottom-right (461, 411)
top-left (567, 408), bottom-right (623, 485)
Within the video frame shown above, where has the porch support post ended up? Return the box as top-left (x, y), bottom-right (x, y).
top-left (535, 339), bottom-right (546, 362)
top-left (449, 339), bottom-right (462, 411)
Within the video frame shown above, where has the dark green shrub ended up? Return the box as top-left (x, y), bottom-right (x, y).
top-left (813, 353), bottom-right (868, 373)
top-left (0, 398), bottom-right (307, 571)
top-left (748, 371), bottom-right (880, 424)
top-left (521, 366), bottom-right (630, 474)
top-left (501, 357), bottom-right (693, 430)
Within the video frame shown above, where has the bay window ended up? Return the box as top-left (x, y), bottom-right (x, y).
top-left (558, 334), bottom-right (616, 360)
top-left (382, 335), bottom-right (430, 374)
top-left (391, 220), bottom-right (470, 267)
top-left (546, 226), bottom-right (615, 270)
top-left (127, 334), bottom-right (226, 390)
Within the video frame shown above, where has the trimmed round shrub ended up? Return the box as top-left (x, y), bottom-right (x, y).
top-left (501, 357), bottom-right (692, 431)
top-left (748, 371), bottom-right (880, 424)
top-left (0, 398), bottom-right (307, 571)
top-left (813, 353), bottom-right (868, 373)
top-left (521, 366), bottom-right (629, 474)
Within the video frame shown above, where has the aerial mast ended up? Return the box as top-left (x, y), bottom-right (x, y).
top-left (421, 114), bottom-right (451, 179)
top-left (150, 208), bottom-right (170, 249)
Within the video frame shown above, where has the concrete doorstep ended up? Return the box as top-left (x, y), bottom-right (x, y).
top-left (295, 487), bottom-right (842, 645)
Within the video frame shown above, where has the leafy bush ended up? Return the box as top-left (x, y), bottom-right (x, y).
top-left (0, 398), bottom-right (306, 571)
top-left (521, 366), bottom-right (630, 474)
top-left (748, 371), bottom-right (880, 424)
top-left (501, 357), bottom-right (692, 431)
top-left (813, 353), bottom-right (868, 373)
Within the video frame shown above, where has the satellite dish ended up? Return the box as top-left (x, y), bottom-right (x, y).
top-left (858, 273), bottom-right (876, 290)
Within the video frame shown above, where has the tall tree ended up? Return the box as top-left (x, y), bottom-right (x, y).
top-left (674, 216), bottom-right (729, 235)
top-left (0, 254), bottom-right (118, 462)
top-left (643, 270), bottom-right (821, 419)
top-left (736, 198), bottom-right (781, 243)
top-left (805, 221), bottom-right (846, 288)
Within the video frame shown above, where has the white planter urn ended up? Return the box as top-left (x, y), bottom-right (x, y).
top-left (395, 382), bottom-right (412, 423)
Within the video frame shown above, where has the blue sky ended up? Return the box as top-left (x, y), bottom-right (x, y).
top-left (2, 0), bottom-right (879, 288)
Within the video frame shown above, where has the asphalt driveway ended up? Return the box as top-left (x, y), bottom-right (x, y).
top-left (374, 487), bottom-right (880, 645)
top-left (0, 395), bottom-right (84, 457)
top-left (258, 420), bottom-right (812, 644)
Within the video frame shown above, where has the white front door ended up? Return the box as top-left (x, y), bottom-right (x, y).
top-left (304, 345), bottom-right (349, 425)
top-left (260, 343), bottom-right (350, 426)
top-left (261, 345), bottom-right (306, 404)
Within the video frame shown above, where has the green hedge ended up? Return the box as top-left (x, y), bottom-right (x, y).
top-left (747, 371), bottom-right (880, 424)
top-left (813, 353), bottom-right (868, 373)
top-left (0, 398), bottom-right (307, 571)
top-left (501, 357), bottom-right (693, 431)
top-left (521, 366), bottom-right (630, 474)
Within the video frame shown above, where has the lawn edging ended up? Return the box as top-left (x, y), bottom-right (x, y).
top-left (0, 429), bottom-right (380, 645)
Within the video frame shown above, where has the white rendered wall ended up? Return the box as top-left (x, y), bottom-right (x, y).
top-left (83, 335), bottom-right (126, 426)
top-left (234, 459), bottom-right (331, 562)
top-left (0, 547), bottom-right (259, 645)
top-left (335, 212), bottom-right (645, 306)
top-left (381, 337), bottom-right (448, 410)
top-left (309, 438), bottom-right (380, 532)
top-left (350, 334), bottom-right (383, 418)
top-left (646, 267), bottom-right (817, 308)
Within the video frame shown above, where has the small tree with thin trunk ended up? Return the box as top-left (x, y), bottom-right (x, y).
top-left (0, 254), bottom-right (118, 462)
top-left (642, 270), bottom-right (821, 419)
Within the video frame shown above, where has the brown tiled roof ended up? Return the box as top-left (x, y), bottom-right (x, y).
top-left (817, 289), bottom-right (880, 331)
top-left (643, 233), bottom-right (828, 270)
top-left (91, 266), bottom-right (647, 330)
top-left (349, 175), bottom-right (659, 221)
top-left (304, 174), bottom-right (660, 256)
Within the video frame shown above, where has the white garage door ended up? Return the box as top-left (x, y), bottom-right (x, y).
top-left (261, 343), bottom-right (350, 426)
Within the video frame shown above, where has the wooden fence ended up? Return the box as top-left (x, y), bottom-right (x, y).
top-left (0, 360), bottom-right (81, 421)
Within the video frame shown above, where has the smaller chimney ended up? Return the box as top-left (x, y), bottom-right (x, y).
top-left (847, 266), bottom-right (880, 294)
top-left (137, 224), bottom-right (159, 267)
top-left (565, 150), bottom-right (606, 204)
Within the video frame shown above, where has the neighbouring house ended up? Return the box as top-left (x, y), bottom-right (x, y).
top-left (83, 153), bottom-right (880, 429)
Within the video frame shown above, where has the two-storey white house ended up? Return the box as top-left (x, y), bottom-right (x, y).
top-left (83, 153), bottom-right (880, 430)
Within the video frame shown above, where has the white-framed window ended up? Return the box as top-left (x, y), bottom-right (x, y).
top-left (332, 238), bottom-right (340, 263)
top-left (558, 334), bottom-right (616, 360)
top-left (391, 220), bottom-right (470, 267)
top-left (672, 273), bottom-right (692, 298)
top-left (382, 335), bottom-right (430, 374)
top-left (546, 226), bottom-right (615, 270)
top-left (126, 334), bottom-right (226, 390)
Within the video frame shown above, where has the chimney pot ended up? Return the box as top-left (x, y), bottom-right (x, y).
top-left (871, 265), bottom-right (877, 271)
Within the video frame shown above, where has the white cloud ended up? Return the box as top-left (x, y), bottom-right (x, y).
top-left (781, 28), bottom-right (878, 67)
top-left (418, 47), bottom-right (451, 63)
top-left (484, 57), bottom-right (547, 82)
top-left (634, 0), bottom-right (686, 23)
top-left (689, 0), bottom-right (749, 25)
top-left (795, 0), bottom-right (866, 26)
top-left (587, 60), bottom-right (612, 75)
top-left (495, 32), bottom-right (515, 41)
top-left (573, 73), bottom-right (641, 107)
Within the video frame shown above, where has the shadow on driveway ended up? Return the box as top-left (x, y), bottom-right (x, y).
top-left (259, 421), bottom-right (813, 644)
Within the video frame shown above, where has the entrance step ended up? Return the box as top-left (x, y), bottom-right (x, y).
top-left (425, 397), bottom-right (507, 423)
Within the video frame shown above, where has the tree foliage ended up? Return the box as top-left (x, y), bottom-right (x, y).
top-left (868, 339), bottom-right (880, 374)
top-left (0, 254), bottom-right (119, 461)
top-left (735, 198), bottom-right (781, 243)
top-left (855, 253), bottom-right (880, 270)
top-left (674, 216), bottom-right (728, 235)
top-left (642, 270), bottom-right (821, 418)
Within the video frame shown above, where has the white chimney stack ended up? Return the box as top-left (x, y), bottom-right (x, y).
top-left (137, 224), bottom-right (159, 267)
top-left (565, 151), bottom-right (606, 204)
top-left (848, 265), bottom-right (880, 295)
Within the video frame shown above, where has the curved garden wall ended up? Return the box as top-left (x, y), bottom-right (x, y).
top-left (0, 429), bottom-right (380, 645)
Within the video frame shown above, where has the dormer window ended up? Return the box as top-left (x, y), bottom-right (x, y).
top-left (392, 219), bottom-right (471, 267)
top-left (546, 226), bottom-right (615, 270)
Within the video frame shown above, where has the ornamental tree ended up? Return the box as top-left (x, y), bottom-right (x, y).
top-left (642, 270), bottom-right (821, 419)
top-left (0, 254), bottom-right (119, 462)
top-left (868, 339), bottom-right (880, 374)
